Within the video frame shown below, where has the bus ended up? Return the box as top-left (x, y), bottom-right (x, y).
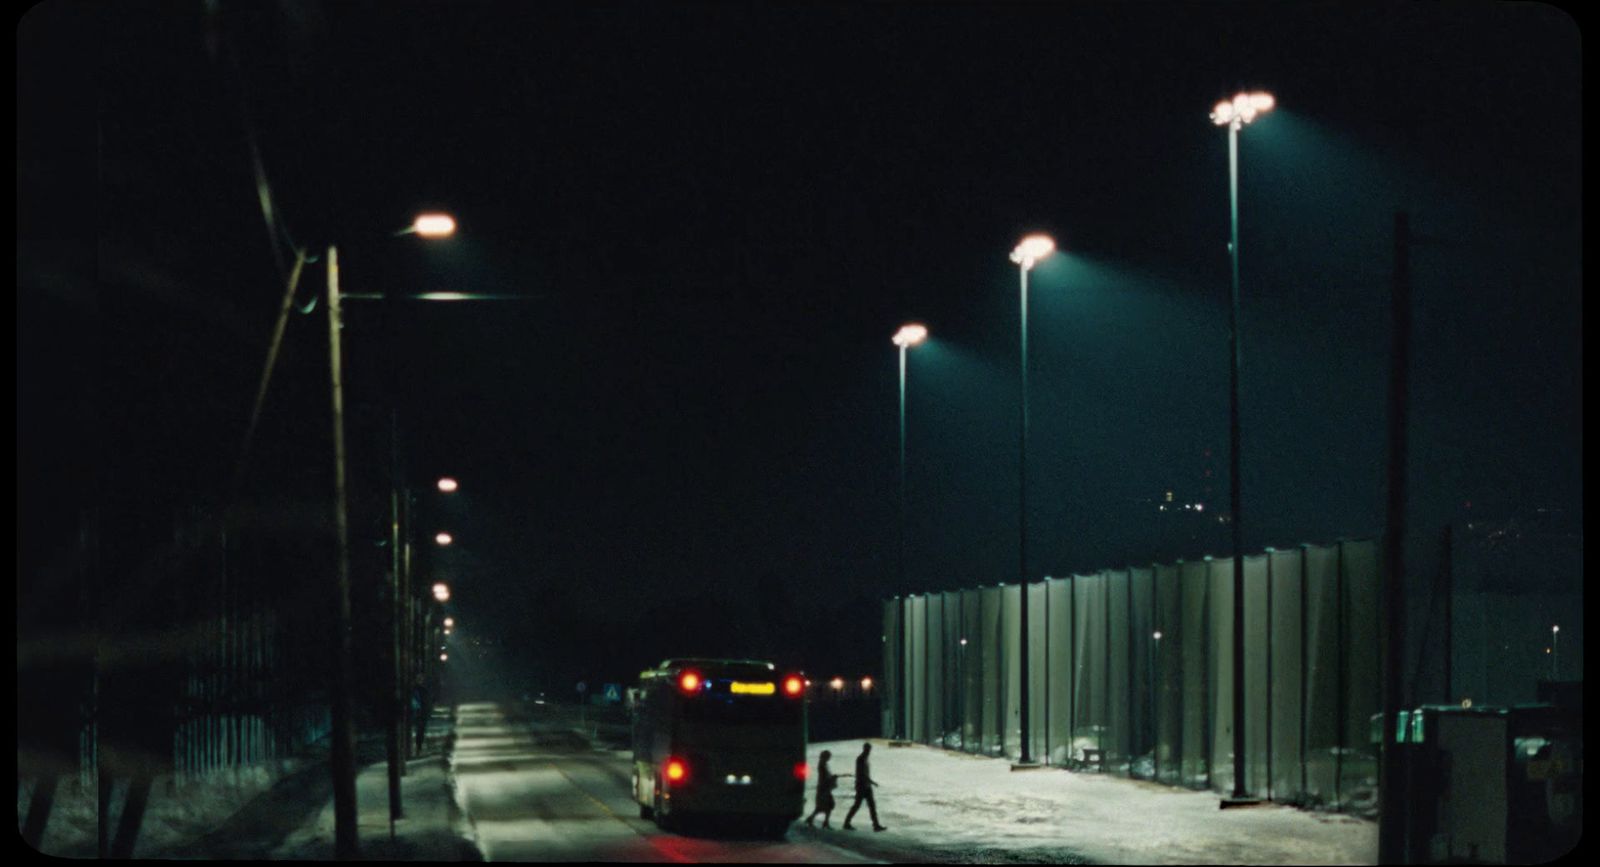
top-left (631, 658), bottom-right (808, 836)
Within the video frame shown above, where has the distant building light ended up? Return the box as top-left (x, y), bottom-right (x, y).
top-left (830, 678), bottom-right (845, 690)
top-left (1164, 491), bottom-right (1174, 502)
top-left (1195, 503), bottom-right (1205, 512)
top-left (860, 677), bottom-right (874, 690)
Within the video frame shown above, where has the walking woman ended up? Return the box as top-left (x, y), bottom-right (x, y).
top-left (804, 750), bottom-right (846, 828)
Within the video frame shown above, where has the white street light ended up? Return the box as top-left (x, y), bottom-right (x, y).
top-left (412, 213), bottom-right (457, 238)
top-left (891, 321), bottom-right (929, 744)
top-left (1212, 90), bottom-right (1274, 807)
top-left (1010, 234), bottom-right (1056, 269)
top-left (432, 582), bottom-right (450, 603)
top-left (1011, 232), bottom-right (1055, 767)
top-left (435, 532), bottom-right (454, 546)
top-left (437, 477), bottom-right (459, 493)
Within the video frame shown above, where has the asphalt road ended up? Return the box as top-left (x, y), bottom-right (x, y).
top-left (451, 701), bottom-right (882, 863)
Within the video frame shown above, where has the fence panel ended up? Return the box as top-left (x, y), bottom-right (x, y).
top-left (962, 588), bottom-right (983, 752)
top-left (1002, 584), bottom-right (1022, 759)
top-left (1180, 560), bottom-right (1210, 788)
top-left (1268, 548), bottom-right (1305, 802)
top-left (908, 594), bottom-right (927, 743)
top-left (1155, 563), bottom-right (1183, 785)
top-left (1244, 553), bottom-right (1270, 798)
top-left (1129, 566), bottom-right (1156, 778)
top-left (980, 586), bottom-right (1002, 756)
top-left (1046, 578), bottom-right (1074, 765)
top-left (1208, 558), bottom-right (1235, 794)
top-left (1072, 573), bottom-right (1108, 764)
top-left (882, 599), bottom-right (899, 738)
top-left (1340, 539), bottom-right (1380, 814)
top-left (1303, 545), bottom-right (1341, 805)
top-left (927, 597), bottom-right (938, 738)
top-left (1106, 569), bottom-right (1131, 774)
top-left (941, 590), bottom-right (962, 748)
top-left (1027, 581), bottom-right (1047, 763)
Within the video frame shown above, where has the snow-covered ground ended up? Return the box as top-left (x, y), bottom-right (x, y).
top-left (19, 709), bottom-right (477, 861)
top-left (802, 739), bottom-right (1377, 865)
top-left (19, 761), bottom-right (311, 859)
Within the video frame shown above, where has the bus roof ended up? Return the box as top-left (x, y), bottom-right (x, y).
top-left (643, 658), bottom-right (778, 678)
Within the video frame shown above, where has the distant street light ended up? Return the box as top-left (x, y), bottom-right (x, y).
top-left (437, 477), bottom-right (459, 493)
top-left (443, 616), bottom-right (455, 629)
top-left (861, 676), bottom-right (874, 691)
top-left (891, 323), bottom-right (928, 744)
top-left (432, 582), bottom-right (450, 603)
top-left (1211, 91), bottom-right (1273, 807)
top-left (1010, 232), bottom-right (1055, 768)
top-left (435, 532), bottom-right (454, 546)
top-left (830, 677), bottom-right (845, 691)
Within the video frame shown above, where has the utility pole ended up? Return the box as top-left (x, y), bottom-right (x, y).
top-left (326, 246), bottom-right (360, 859)
top-left (1378, 211), bottom-right (1412, 865)
top-left (387, 410), bottom-right (405, 828)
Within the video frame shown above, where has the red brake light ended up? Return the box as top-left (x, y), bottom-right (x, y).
top-left (678, 671), bottom-right (701, 693)
top-left (665, 758), bottom-right (688, 784)
top-left (782, 675), bottom-right (804, 697)
top-left (794, 761), bottom-right (809, 780)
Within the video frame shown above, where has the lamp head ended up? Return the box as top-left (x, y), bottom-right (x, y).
top-left (412, 213), bottom-right (457, 238)
top-left (1211, 92), bottom-right (1275, 128)
top-left (892, 323), bottom-right (929, 348)
top-left (1009, 234), bottom-right (1056, 269)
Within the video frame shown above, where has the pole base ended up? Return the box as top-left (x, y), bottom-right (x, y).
top-left (1010, 761), bottom-right (1044, 771)
top-left (1219, 796), bottom-right (1264, 810)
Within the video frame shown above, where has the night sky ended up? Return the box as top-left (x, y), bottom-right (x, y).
top-left (19, 2), bottom-right (1581, 693)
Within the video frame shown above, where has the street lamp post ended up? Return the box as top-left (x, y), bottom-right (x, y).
top-left (1210, 91), bottom-right (1273, 807)
top-left (324, 213), bottom-right (459, 855)
top-left (1551, 625), bottom-right (1560, 679)
top-left (892, 324), bottom-right (928, 744)
top-left (324, 246), bottom-right (361, 858)
top-left (1011, 234), bottom-right (1054, 768)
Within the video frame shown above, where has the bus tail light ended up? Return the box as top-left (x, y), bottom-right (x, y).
top-left (665, 757), bottom-right (688, 785)
top-left (782, 675), bottom-right (804, 697)
top-left (678, 671), bottom-right (701, 694)
top-left (793, 762), bottom-right (809, 780)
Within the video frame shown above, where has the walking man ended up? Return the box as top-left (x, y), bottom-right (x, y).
top-left (842, 742), bottom-right (887, 832)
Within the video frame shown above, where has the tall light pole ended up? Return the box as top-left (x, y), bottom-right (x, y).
top-left (1551, 625), bottom-right (1560, 679)
top-left (891, 324), bottom-right (928, 743)
top-left (1011, 233), bottom-right (1054, 768)
top-left (1211, 91), bottom-right (1273, 806)
top-left (326, 212), bottom-right (457, 856)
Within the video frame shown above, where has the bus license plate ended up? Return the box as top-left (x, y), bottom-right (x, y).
top-left (730, 681), bottom-right (775, 695)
